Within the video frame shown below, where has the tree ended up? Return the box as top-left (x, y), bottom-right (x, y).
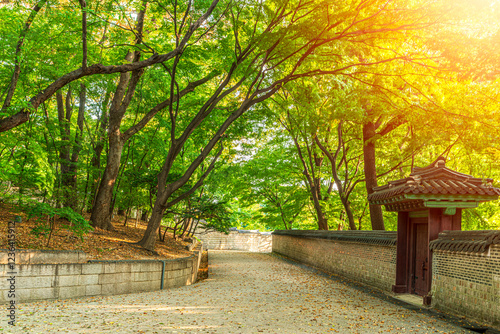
top-left (160, 195), bottom-right (233, 241)
top-left (54, 84), bottom-right (86, 209)
top-left (281, 104), bottom-right (332, 230)
top-left (0, 0), bottom-right (220, 133)
top-left (273, 81), bottom-right (367, 231)
top-left (315, 122), bottom-right (364, 230)
top-left (136, 0), bottom-right (473, 248)
top-left (232, 134), bottom-right (311, 230)
top-left (4, 0), bottom-right (490, 250)
top-left (88, 1), bottom-right (224, 230)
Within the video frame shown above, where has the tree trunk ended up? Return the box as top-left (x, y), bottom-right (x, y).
top-left (137, 140), bottom-right (224, 250)
top-left (314, 132), bottom-right (357, 231)
top-left (56, 89), bottom-right (75, 208)
top-left (66, 84), bottom-right (85, 209)
top-left (180, 217), bottom-right (190, 238)
top-left (88, 91), bottom-right (110, 212)
top-left (54, 85), bottom-right (85, 210)
top-left (90, 134), bottom-right (124, 230)
top-left (136, 192), bottom-right (167, 250)
top-left (310, 185), bottom-right (328, 230)
top-left (363, 121), bottom-right (385, 230)
top-left (288, 130), bottom-right (329, 231)
top-left (278, 204), bottom-right (290, 230)
top-left (187, 219), bottom-right (199, 238)
top-left (341, 197), bottom-right (357, 230)
top-left (1, 0), bottom-right (49, 112)
top-left (124, 207), bottom-right (131, 226)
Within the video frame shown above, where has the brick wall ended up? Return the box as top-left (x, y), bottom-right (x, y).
top-left (431, 244), bottom-right (500, 328)
top-left (1, 244), bottom-right (202, 303)
top-left (272, 230), bottom-right (397, 292)
top-left (195, 229), bottom-right (272, 252)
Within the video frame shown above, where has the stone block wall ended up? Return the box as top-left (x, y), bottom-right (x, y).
top-left (0, 244), bottom-right (202, 303)
top-left (195, 229), bottom-right (272, 252)
top-left (431, 244), bottom-right (500, 328)
top-left (272, 230), bottom-right (397, 292)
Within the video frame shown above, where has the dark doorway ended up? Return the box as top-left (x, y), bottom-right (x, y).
top-left (410, 218), bottom-right (429, 296)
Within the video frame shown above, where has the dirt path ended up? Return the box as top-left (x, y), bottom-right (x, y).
top-left (6, 251), bottom-right (471, 333)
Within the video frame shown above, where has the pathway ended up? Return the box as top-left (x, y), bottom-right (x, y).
top-left (8, 251), bottom-right (472, 333)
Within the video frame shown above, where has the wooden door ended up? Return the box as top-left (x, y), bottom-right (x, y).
top-left (411, 222), bottom-right (429, 296)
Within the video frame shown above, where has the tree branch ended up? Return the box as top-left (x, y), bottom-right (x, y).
top-left (377, 116), bottom-right (408, 137)
top-left (0, 0), bottom-right (220, 133)
top-left (122, 70), bottom-right (219, 141)
top-left (78, 0), bottom-right (88, 70)
top-left (165, 144), bottom-right (224, 208)
top-left (1, 0), bottom-right (48, 112)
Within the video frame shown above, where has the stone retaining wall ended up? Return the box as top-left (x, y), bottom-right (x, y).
top-left (195, 228), bottom-right (272, 252)
top-left (0, 243), bottom-right (202, 304)
top-left (431, 244), bottom-right (500, 328)
top-left (272, 230), bottom-right (397, 292)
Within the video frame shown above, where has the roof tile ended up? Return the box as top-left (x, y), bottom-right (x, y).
top-left (368, 157), bottom-right (500, 203)
top-left (429, 230), bottom-right (500, 253)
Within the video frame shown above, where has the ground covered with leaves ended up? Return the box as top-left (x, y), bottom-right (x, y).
top-left (12, 252), bottom-right (474, 333)
top-left (0, 203), bottom-right (193, 260)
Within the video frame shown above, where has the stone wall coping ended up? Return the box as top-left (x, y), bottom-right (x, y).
top-left (197, 228), bottom-right (271, 235)
top-left (236, 230), bottom-right (271, 235)
top-left (88, 253), bottom-right (199, 264)
top-left (272, 230), bottom-right (397, 246)
top-left (0, 249), bottom-right (87, 264)
top-left (0, 243), bottom-right (201, 265)
top-left (0, 249), bottom-right (84, 254)
top-left (429, 230), bottom-right (500, 253)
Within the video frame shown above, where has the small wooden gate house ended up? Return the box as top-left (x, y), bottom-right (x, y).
top-left (368, 157), bottom-right (500, 299)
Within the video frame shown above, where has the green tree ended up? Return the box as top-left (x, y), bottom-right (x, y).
top-left (232, 134), bottom-right (312, 230)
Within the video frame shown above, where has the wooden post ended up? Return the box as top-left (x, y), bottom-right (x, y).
top-left (452, 209), bottom-right (462, 230)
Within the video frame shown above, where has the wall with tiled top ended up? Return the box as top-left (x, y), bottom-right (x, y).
top-left (431, 244), bottom-right (500, 328)
top-left (272, 234), bottom-right (397, 292)
top-left (273, 231), bottom-right (500, 330)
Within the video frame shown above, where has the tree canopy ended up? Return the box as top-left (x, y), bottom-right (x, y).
top-left (1, 0), bottom-right (500, 250)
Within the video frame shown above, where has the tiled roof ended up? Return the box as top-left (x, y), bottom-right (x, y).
top-left (429, 230), bottom-right (500, 253)
top-left (368, 157), bottom-right (500, 204)
top-left (272, 230), bottom-right (397, 246)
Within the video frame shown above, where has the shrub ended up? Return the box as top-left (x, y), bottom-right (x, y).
top-left (27, 202), bottom-right (93, 246)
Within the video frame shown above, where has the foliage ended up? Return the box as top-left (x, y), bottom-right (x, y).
top-left (0, 0), bottom-right (499, 253)
top-left (226, 133), bottom-right (314, 230)
top-left (26, 202), bottom-right (93, 243)
top-left (193, 198), bottom-right (233, 234)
